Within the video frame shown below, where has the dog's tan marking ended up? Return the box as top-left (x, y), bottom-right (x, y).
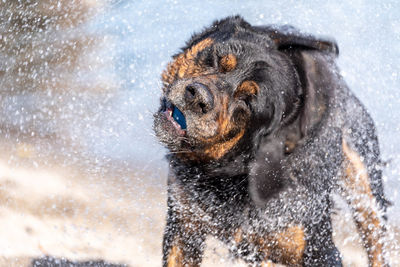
top-left (234, 80), bottom-right (259, 98)
top-left (203, 129), bottom-right (245, 160)
top-left (195, 95), bottom-right (231, 144)
top-left (342, 139), bottom-right (387, 267)
top-left (162, 38), bottom-right (214, 87)
top-left (274, 226), bottom-right (306, 265)
top-left (236, 226), bottom-right (305, 266)
top-left (167, 245), bottom-right (184, 267)
top-left (219, 54), bottom-right (237, 72)
top-left (200, 95), bottom-right (246, 159)
top-left (284, 140), bottom-right (297, 154)
top-left (261, 261), bottom-right (276, 267)
top-left (234, 228), bottom-right (243, 243)
top-left (252, 226), bottom-right (306, 266)
top-left (217, 95), bottom-right (231, 136)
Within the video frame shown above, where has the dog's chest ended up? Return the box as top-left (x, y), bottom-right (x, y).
top-left (171, 171), bottom-right (310, 230)
top-left (171, 178), bottom-right (308, 265)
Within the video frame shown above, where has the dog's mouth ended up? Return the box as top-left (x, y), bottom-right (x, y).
top-left (161, 99), bottom-right (187, 136)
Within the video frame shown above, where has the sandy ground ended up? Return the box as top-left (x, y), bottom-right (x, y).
top-left (0, 139), bottom-right (399, 267)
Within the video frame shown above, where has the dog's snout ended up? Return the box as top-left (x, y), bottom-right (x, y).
top-left (184, 82), bottom-right (214, 114)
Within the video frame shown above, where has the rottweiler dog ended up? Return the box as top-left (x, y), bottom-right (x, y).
top-left (154, 16), bottom-right (389, 267)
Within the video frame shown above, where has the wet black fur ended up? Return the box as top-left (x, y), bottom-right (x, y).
top-left (157, 16), bottom-right (388, 266)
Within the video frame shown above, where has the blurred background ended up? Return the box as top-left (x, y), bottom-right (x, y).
top-left (0, 0), bottom-right (399, 266)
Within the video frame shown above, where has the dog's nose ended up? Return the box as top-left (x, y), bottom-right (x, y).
top-left (184, 82), bottom-right (214, 114)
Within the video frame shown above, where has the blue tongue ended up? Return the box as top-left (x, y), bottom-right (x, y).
top-left (172, 106), bottom-right (187, 130)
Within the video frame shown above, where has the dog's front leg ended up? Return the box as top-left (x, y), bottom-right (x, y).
top-left (162, 186), bottom-right (206, 267)
top-left (341, 140), bottom-right (388, 267)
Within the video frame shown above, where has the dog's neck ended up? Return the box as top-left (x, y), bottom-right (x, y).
top-left (167, 152), bottom-right (251, 210)
top-left (167, 147), bottom-right (251, 179)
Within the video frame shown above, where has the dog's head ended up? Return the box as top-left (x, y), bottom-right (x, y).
top-left (154, 16), bottom-right (338, 161)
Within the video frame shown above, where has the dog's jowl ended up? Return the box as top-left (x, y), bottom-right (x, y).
top-left (154, 16), bottom-right (389, 267)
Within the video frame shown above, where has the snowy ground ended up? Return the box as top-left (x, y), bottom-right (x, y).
top-left (0, 0), bottom-right (399, 266)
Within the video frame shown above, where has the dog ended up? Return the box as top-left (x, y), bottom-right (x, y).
top-left (154, 16), bottom-right (389, 266)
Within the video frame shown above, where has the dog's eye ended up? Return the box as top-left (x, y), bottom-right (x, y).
top-left (203, 52), bottom-right (215, 68)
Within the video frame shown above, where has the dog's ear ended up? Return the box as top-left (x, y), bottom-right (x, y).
top-left (250, 25), bottom-right (339, 136)
top-left (249, 26), bottom-right (341, 207)
top-left (257, 25), bottom-right (339, 56)
top-left (259, 25), bottom-right (339, 136)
